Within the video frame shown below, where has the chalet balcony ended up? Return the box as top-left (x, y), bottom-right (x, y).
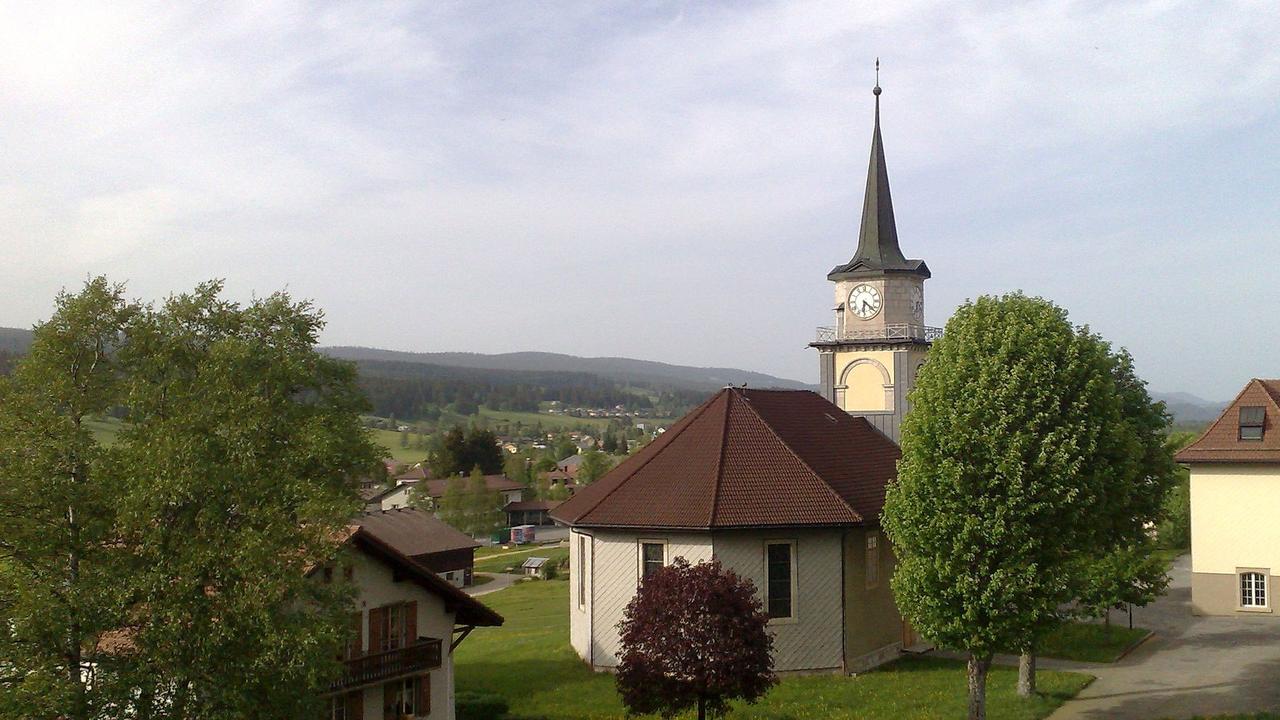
top-left (814, 324), bottom-right (942, 344)
top-left (332, 638), bottom-right (443, 692)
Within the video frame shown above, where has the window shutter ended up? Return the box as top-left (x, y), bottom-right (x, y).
top-left (417, 674), bottom-right (431, 716)
top-left (383, 682), bottom-right (396, 717)
top-left (369, 606), bottom-right (386, 654)
top-left (404, 601), bottom-right (418, 644)
top-left (350, 612), bottom-right (363, 659)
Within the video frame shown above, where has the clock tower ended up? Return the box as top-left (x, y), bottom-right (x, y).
top-left (811, 76), bottom-right (937, 443)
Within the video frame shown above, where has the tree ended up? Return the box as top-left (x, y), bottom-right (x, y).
top-left (1073, 541), bottom-right (1170, 633)
top-left (882, 293), bottom-right (1132, 719)
top-left (615, 558), bottom-right (776, 720)
top-left (576, 450), bottom-right (614, 485)
top-left (0, 279), bottom-right (138, 720)
top-left (434, 473), bottom-right (469, 531)
top-left (601, 432), bottom-right (617, 454)
top-left (108, 281), bottom-right (380, 719)
top-left (464, 466), bottom-right (502, 537)
top-left (429, 425), bottom-right (503, 477)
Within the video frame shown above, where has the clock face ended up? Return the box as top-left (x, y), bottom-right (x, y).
top-left (910, 286), bottom-right (924, 321)
top-left (848, 284), bottom-right (882, 319)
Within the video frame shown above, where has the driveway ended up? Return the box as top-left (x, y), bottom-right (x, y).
top-left (465, 572), bottom-right (521, 597)
top-left (1049, 554), bottom-right (1280, 719)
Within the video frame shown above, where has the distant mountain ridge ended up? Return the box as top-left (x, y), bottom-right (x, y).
top-left (321, 346), bottom-right (814, 392)
top-left (0, 327), bottom-right (33, 353)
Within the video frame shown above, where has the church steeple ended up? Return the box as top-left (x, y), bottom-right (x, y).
top-left (828, 64), bottom-right (930, 280)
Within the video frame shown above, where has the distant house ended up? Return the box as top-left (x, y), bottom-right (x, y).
top-left (418, 474), bottom-right (526, 509)
top-left (552, 387), bottom-right (906, 674)
top-left (522, 556), bottom-right (550, 578)
top-left (356, 508), bottom-right (483, 587)
top-left (1176, 378), bottom-right (1280, 616)
top-left (367, 479), bottom-right (420, 511)
top-left (320, 526), bottom-right (503, 719)
top-left (505, 500), bottom-right (564, 527)
top-left (556, 455), bottom-right (584, 478)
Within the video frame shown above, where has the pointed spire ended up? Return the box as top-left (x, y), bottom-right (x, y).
top-left (828, 60), bottom-right (929, 280)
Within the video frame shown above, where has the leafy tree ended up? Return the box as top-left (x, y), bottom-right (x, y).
top-left (0, 279), bottom-right (138, 720)
top-left (882, 293), bottom-right (1132, 719)
top-left (108, 281), bottom-right (380, 719)
top-left (601, 432), bottom-right (617, 453)
top-left (576, 450), bottom-right (614, 486)
top-left (616, 558), bottom-right (776, 720)
top-left (1073, 541), bottom-right (1170, 633)
top-left (434, 473), bottom-right (469, 530)
top-left (429, 425), bottom-right (503, 477)
top-left (1157, 431), bottom-right (1198, 550)
top-left (544, 481), bottom-right (572, 502)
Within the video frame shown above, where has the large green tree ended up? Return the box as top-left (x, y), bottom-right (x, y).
top-left (0, 279), bottom-right (137, 720)
top-left (0, 279), bottom-right (380, 720)
top-left (882, 293), bottom-right (1134, 720)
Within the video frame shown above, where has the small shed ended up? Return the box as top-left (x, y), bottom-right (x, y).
top-left (522, 556), bottom-right (550, 579)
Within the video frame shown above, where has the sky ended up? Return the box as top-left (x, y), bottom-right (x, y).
top-left (2, 1), bottom-right (1278, 400)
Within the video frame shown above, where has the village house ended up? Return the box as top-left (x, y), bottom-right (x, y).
top-left (356, 507), bottom-right (483, 587)
top-left (552, 387), bottom-right (906, 674)
top-left (1176, 378), bottom-right (1280, 616)
top-left (321, 525), bottom-right (503, 719)
top-left (504, 499), bottom-right (564, 527)
top-left (367, 474), bottom-right (525, 513)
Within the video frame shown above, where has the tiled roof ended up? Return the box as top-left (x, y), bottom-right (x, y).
top-left (422, 474), bottom-right (525, 498)
top-left (550, 388), bottom-right (899, 530)
top-left (355, 507), bottom-right (480, 556)
top-left (1176, 379), bottom-right (1280, 464)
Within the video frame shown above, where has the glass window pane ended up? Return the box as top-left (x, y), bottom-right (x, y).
top-left (766, 543), bottom-right (792, 618)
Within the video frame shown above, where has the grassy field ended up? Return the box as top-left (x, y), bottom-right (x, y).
top-left (474, 546), bottom-right (569, 575)
top-left (455, 580), bottom-right (1093, 720)
top-left (85, 416), bottom-right (123, 444)
top-left (1035, 622), bottom-right (1149, 663)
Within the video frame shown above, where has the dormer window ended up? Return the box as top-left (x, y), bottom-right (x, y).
top-left (1240, 406), bottom-right (1265, 440)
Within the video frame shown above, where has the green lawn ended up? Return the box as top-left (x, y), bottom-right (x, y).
top-left (1034, 622), bottom-right (1149, 663)
top-left (455, 580), bottom-right (1093, 720)
top-left (470, 574), bottom-right (496, 588)
top-left (474, 546), bottom-right (568, 575)
top-left (85, 415), bottom-right (123, 444)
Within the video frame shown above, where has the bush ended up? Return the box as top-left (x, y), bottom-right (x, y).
top-left (456, 691), bottom-right (509, 720)
top-left (544, 564), bottom-right (558, 580)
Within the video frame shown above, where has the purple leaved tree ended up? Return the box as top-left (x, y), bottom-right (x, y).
top-left (615, 557), bottom-right (776, 720)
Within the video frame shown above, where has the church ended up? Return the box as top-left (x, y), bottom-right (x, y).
top-left (551, 80), bottom-right (933, 674)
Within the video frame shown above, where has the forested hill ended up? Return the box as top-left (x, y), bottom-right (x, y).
top-left (321, 346), bottom-right (813, 392)
top-left (0, 327), bottom-right (33, 353)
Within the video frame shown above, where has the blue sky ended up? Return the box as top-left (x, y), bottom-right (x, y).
top-left (2, 1), bottom-right (1278, 399)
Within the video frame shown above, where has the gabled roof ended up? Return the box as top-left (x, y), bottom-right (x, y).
top-left (1176, 379), bottom-right (1280, 464)
top-left (422, 474), bottom-right (525, 498)
top-left (355, 507), bottom-right (481, 556)
top-left (344, 527), bottom-right (502, 627)
top-left (828, 80), bottom-right (929, 281)
top-left (550, 388), bottom-right (899, 530)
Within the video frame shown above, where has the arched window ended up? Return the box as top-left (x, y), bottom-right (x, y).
top-left (1241, 571), bottom-right (1268, 608)
top-left (838, 359), bottom-right (892, 412)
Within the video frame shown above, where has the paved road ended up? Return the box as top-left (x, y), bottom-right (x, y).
top-left (1048, 554), bottom-right (1280, 719)
top-left (465, 572), bottom-right (522, 597)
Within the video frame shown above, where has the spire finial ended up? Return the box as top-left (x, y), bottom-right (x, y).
top-left (873, 57), bottom-right (881, 97)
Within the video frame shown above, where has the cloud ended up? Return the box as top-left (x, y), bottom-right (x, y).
top-left (0, 1), bottom-right (1277, 397)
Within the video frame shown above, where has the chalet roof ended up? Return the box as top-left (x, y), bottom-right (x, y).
top-left (522, 557), bottom-right (549, 569)
top-left (1176, 379), bottom-right (1280, 464)
top-left (504, 500), bottom-right (563, 513)
top-left (345, 528), bottom-right (502, 627)
top-left (550, 388), bottom-right (900, 530)
top-left (422, 474), bottom-right (525, 498)
top-left (828, 77), bottom-right (929, 281)
top-left (355, 507), bottom-right (481, 556)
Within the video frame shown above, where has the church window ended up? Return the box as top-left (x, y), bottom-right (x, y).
top-left (639, 540), bottom-right (666, 581)
top-left (766, 541), bottom-right (796, 620)
top-left (865, 532), bottom-right (880, 589)
top-left (1240, 406), bottom-right (1265, 440)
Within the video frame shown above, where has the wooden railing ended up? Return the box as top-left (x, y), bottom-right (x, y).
top-left (815, 324), bottom-right (942, 343)
top-left (333, 638), bottom-right (442, 691)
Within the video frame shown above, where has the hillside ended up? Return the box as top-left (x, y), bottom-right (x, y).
top-left (321, 346), bottom-right (813, 392)
top-left (0, 327), bottom-right (33, 353)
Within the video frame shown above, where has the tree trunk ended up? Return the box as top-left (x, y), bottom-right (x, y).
top-left (698, 696), bottom-right (706, 720)
top-left (1104, 609), bottom-right (1111, 637)
top-left (967, 654), bottom-right (990, 720)
top-left (1017, 651), bottom-right (1037, 697)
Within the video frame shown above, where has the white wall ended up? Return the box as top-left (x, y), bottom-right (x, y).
top-left (712, 529), bottom-right (845, 673)
top-left (1191, 464), bottom-right (1280, 575)
top-left (348, 549), bottom-right (456, 720)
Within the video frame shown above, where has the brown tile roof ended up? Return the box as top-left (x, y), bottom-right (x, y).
top-left (395, 465), bottom-right (430, 482)
top-left (354, 507), bottom-right (480, 556)
top-left (1176, 379), bottom-right (1280, 464)
top-left (549, 388), bottom-right (900, 530)
top-left (421, 474), bottom-right (525, 498)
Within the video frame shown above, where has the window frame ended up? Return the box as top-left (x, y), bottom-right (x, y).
top-left (577, 534), bottom-right (588, 609)
top-left (1239, 568), bottom-right (1271, 611)
top-left (865, 531), bottom-right (880, 590)
top-left (1239, 406), bottom-right (1266, 441)
top-left (637, 539), bottom-right (668, 583)
top-left (764, 539), bottom-right (798, 624)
